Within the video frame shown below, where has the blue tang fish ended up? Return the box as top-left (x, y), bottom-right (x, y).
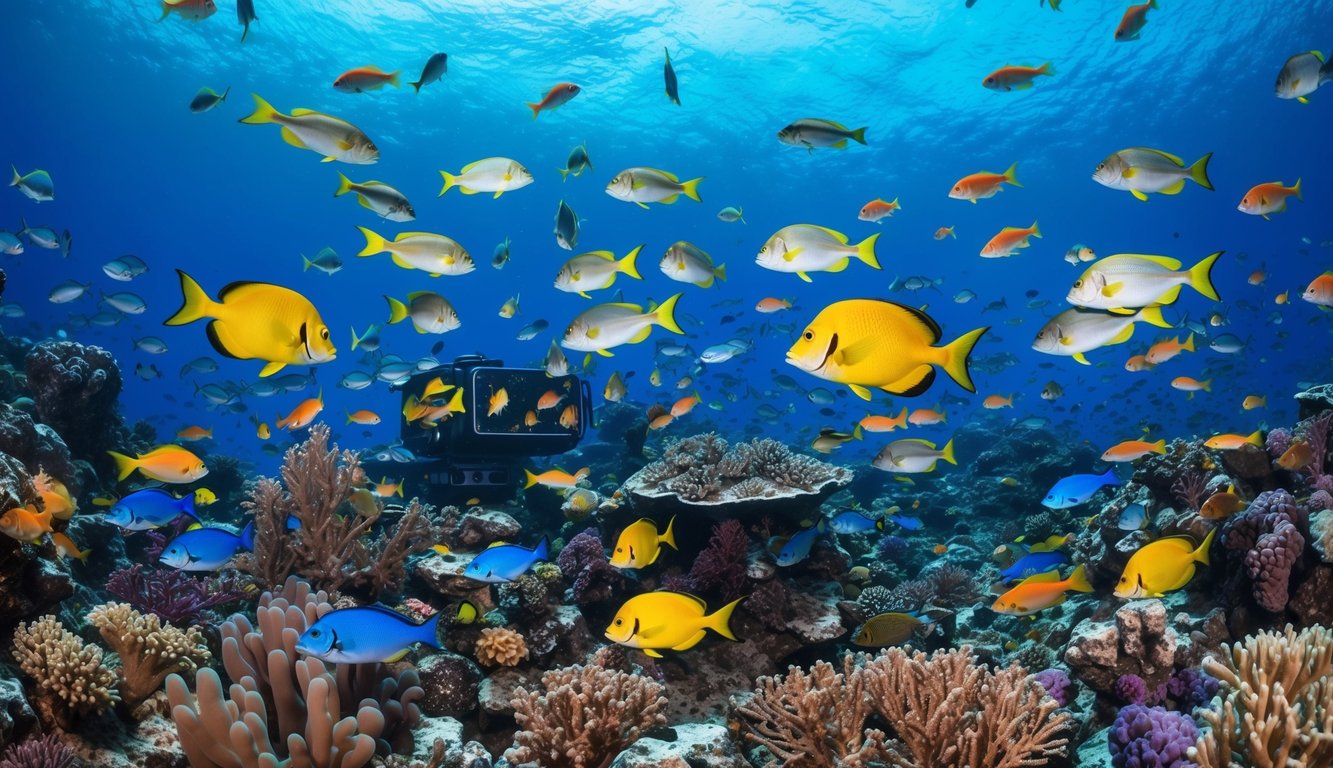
top-left (106, 488), bottom-right (199, 531)
top-left (464, 536), bottom-right (549, 583)
top-left (887, 514), bottom-right (924, 531)
top-left (775, 521), bottom-right (825, 566)
top-left (1000, 550), bottom-right (1071, 583)
top-left (295, 604), bottom-right (442, 664)
top-left (827, 510), bottom-right (885, 534)
top-left (159, 522), bottom-right (255, 571)
top-left (1042, 468), bottom-right (1119, 509)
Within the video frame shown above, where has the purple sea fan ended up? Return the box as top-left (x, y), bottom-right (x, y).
top-left (107, 564), bottom-right (248, 626)
top-left (876, 534), bottom-right (910, 563)
top-left (684, 519), bottom-right (750, 601)
top-left (1108, 705), bottom-right (1199, 768)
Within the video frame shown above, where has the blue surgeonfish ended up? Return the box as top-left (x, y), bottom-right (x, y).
top-left (464, 537), bottom-right (549, 582)
top-left (295, 605), bottom-right (442, 663)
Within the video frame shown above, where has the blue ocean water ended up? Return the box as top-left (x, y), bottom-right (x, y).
top-left (2, 0), bottom-right (1331, 473)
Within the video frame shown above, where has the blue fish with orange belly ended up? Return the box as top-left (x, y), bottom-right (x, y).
top-left (295, 605), bottom-right (442, 664)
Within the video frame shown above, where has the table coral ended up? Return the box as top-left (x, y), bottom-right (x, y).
top-left (10, 615), bottom-right (118, 730)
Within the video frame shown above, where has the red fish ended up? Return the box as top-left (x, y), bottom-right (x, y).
top-left (527, 83), bottom-right (581, 119)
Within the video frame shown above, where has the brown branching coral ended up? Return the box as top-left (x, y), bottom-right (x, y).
top-left (475, 627), bottom-right (528, 667)
top-left (10, 615), bottom-right (119, 729)
top-left (1192, 624), bottom-right (1333, 768)
top-left (235, 424), bottom-right (436, 597)
top-left (507, 664), bottom-right (668, 768)
top-left (87, 602), bottom-right (211, 712)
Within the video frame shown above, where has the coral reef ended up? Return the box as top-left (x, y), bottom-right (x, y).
top-left (1219, 490), bottom-right (1307, 614)
top-left (1065, 599), bottom-right (1179, 696)
top-left (678, 519), bottom-right (750, 601)
top-left (0, 733), bottom-right (77, 768)
top-left (87, 602), bottom-right (211, 713)
top-left (557, 528), bottom-right (625, 604)
top-left (10, 615), bottom-right (119, 730)
top-left (105, 565), bottom-right (247, 627)
top-left (1109, 705), bottom-right (1199, 768)
top-left (23, 341), bottom-right (122, 470)
top-left (507, 664), bottom-right (668, 768)
top-left (0, 402), bottom-right (75, 488)
top-left (475, 627), bottom-right (529, 668)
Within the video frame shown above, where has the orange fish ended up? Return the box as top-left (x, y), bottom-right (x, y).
top-left (488, 387), bottom-right (510, 417)
top-left (671, 392), bottom-right (701, 418)
top-left (108, 445), bottom-right (208, 484)
top-left (1114, 0), bottom-right (1158, 42)
top-left (1199, 487), bottom-right (1245, 520)
top-left (1124, 354), bottom-right (1154, 372)
top-left (933, 226), bottom-right (956, 240)
top-left (908, 408), bottom-right (947, 426)
top-left (1170, 376), bottom-right (1211, 393)
top-left (524, 410), bottom-right (539, 427)
top-left (526, 82), bottom-right (581, 119)
top-left (933, 544), bottom-right (949, 555)
top-left (1145, 334), bottom-right (1194, 364)
top-left (858, 198), bottom-right (901, 222)
top-left (981, 221), bottom-right (1040, 258)
top-left (559, 403), bottom-right (579, 429)
top-left (982, 394), bottom-right (1014, 409)
top-left (648, 413), bottom-right (674, 430)
top-left (949, 163), bottom-right (1021, 203)
top-left (1242, 395), bottom-right (1267, 411)
top-left (991, 564), bottom-right (1093, 616)
top-left (1237, 179), bottom-right (1301, 219)
top-left (1204, 430), bottom-right (1264, 451)
top-left (333, 66), bottom-right (401, 93)
top-left (1248, 269), bottom-right (1267, 286)
top-left (373, 477), bottom-right (403, 498)
top-left (755, 297), bottom-right (792, 313)
top-left (33, 471), bottom-right (75, 520)
top-left (537, 390), bottom-right (564, 410)
top-left (1275, 290), bottom-right (1289, 305)
top-left (1277, 441), bottom-right (1314, 471)
top-left (524, 467), bottom-right (589, 490)
top-left (1302, 272), bottom-right (1333, 308)
top-left (1101, 438), bottom-right (1166, 462)
top-left (345, 409), bottom-right (381, 425)
top-left (982, 62), bottom-right (1054, 91)
top-left (176, 426), bottom-right (214, 442)
top-left (277, 391), bottom-right (324, 431)
top-left (51, 531), bottom-right (91, 562)
top-left (859, 408), bottom-right (909, 432)
top-left (0, 504), bottom-right (53, 543)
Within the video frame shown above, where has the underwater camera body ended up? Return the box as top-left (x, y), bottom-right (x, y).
top-left (366, 354), bottom-right (591, 506)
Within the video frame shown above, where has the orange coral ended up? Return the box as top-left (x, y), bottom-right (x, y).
top-left (475, 627), bottom-right (529, 667)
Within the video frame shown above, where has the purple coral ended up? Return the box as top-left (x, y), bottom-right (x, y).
top-left (876, 534), bottom-right (910, 564)
top-left (1108, 705), bottom-right (1199, 768)
top-left (0, 733), bottom-right (77, 768)
top-left (1033, 668), bottom-right (1075, 707)
top-left (1265, 427), bottom-right (1292, 460)
top-left (1167, 667), bottom-right (1219, 711)
top-left (1220, 490), bottom-right (1307, 613)
top-left (682, 519), bottom-right (749, 601)
top-left (107, 564), bottom-right (248, 626)
top-left (556, 528), bottom-right (625, 604)
top-left (1114, 673), bottom-right (1165, 706)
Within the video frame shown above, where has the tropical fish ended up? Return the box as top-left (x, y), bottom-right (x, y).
top-left (1238, 180), bottom-right (1302, 219)
top-left (108, 445), bottom-right (208, 484)
top-left (409, 53), bottom-right (448, 93)
top-left (661, 241), bottom-right (726, 288)
top-left (176, 425), bottom-right (214, 442)
top-left (1145, 334), bottom-right (1195, 364)
top-left (102, 254), bottom-right (149, 281)
top-left (1242, 395), bottom-right (1267, 411)
top-left (1199, 488), bottom-right (1246, 519)
top-left (1042, 469), bottom-right (1118, 509)
top-left (756, 225), bottom-right (880, 282)
top-left (1301, 273), bottom-right (1333, 307)
top-left (1203, 431), bottom-right (1264, 450)
top-left (239, 94), bottom-right (378, 164)
top-left (560, 144), bottom-right (593, 181)
top-left (1114, 529), bottom-right (1216, 598)
top-left (1118, 503), bottom-right (1150, 530)
top-left (604, 372), bottom-right (627, 402)
top-left (981, 221), bottom-right (1041, 258)
top-left (776, 118), bottom-right (867, 150)
top-left (555, 247), bottom-right (643, 298)
top-left (164, 270), bottom-right (336, 378)
top-left (858, 408), bottom-right (909, 432)
top-left (160, 525), bottom-right (253, 571)
top-left (236, 0), bottom-right (256, 41)
top-left (0, 505), bottom-right (53, 543)
top-left (1114, 0), bottom-right (1158, 42)
top-left (276, 391), bottom-right (323, 430)
top-left (610, 516), bottom-right (677, 569)
top-left (775, 522), bottom-right (825, 566)
top-left (439, 157), bottom-right (534, 199)
top-left (10, 166), bottom-right (54, 202)
top-left (604, 591), bottom-right (742, 657)
top-left (358, 228), bottom-right (473, 276)
top-left (858, 198), bottom-right (901, 222)
top-left (333, 66), bottom-right (400, 93)
top-left (554, 200), bottom-right (580, 251)
top-left (786, 299), bottom-right (986, 400)
top-left (1277, 441), bottom-right (1314, 471)
top-left (827, 510), bottom-right (885, 534)
top-left (32, 472), bottom-right (75, 520)
top-left (105, 488), bottom-right (199, 531)
top-left (1101, 439), bottom-right (1167, 462)
top-left (491, 236), bottom-right (511, 269)
top-left (51, 532), bottom-right (91, 562)
top-left (718, 206), bottom-right (745, 223)
top-left (982, 394), bottom-right (1014, 409)
top-left (605, 167), bottom-right (703, 208)
top-left (1092, 148), bottom-right (1213, 201)
top-left (935, 226), bottom-right (957, 240)
top-left (853, 612), bottom-right (932, 647)
top-left (1067, 252), bottom-right (1221, 310)
top-left (499, 294), bottom-right (520, 319)
top-left (999, 550), bottom-right (1071, 583)
top-left (1032, 305), bottom-right (1171, 365)
top-left (296, 605), bottom-right (442, 663)
top-left (949, 163), bottom-right (1020, 202)
top-left (811, 426), bottom-right (862, 454)
top-left (992, 565), bottom-right (1093, 615)
top-left (189, 86), bottom-right (230, 113)
top-left (335, 174), bottom-right (415, 221)
top-left (159, 0), bottom-right (216, 21)
top-left (525, 467), bottom-right (589, 490)
top-left (487, 387), bottom-right (509, 417)
top-left (527, 82), bottom-right (581, 119)
top-left (982, 62), bottom-right (1054, 91)
top-left (872, 438), bottom-right (957, 474)
top-left (385, 292), bottom-right (461, 334)
top-left (0, 232), bottom-right (22, 255)
top-left (560, 294), bottom-right (683, 356)
top-left (464, 537), bottom-right (550, 583)
top-left (193, 488), bottom-right (217, 506)
top-left (1065, 244), bottom-right (1097, 265)
top-left (1276, 50), bottom-right (1332, 103)
top-left (663, 47), bottom-right (680, 105)
top-left (1170, 376), bottom-right (1211, 395)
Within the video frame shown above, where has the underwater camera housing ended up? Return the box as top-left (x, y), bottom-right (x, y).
top-left (370, 354), bottom-right (591, 506)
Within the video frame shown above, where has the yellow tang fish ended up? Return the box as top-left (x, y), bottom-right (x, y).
top-left (604, 591), bottom-right (742, 657)
top-left (786, 299), bottom-right (987, 400)
top-left (165, 270), bottom-right (335, 378)
top-left (107, 445), bottom-right (208, 484)
top-left (609, 516), bottom-right (677, 569)
top-left (991, 564), bottom-right (1093, 616)
top-left (1114, 529), bottom-right (1215, 598)
top-left (193, 488), bottom-right (218, 507)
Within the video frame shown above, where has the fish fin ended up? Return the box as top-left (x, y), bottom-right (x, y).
top-left (643, 648), bottom-right (664, 658)
top-left (1138, 305), bottom-right (1172, 328)
top-left (1245, 430), bottom-right (1264, 447)
top-left (831, 139), bottom-right (848, 149)
top-left (382, 648), bottom-right (412, 663)
top-left (940, 438), bottom-right (956, 465)
top-left (1108, 325), bottom-right (1136, 345)
top-left (850, 126), bottom-right (868, 145)
top-left (356, 195), bottom-right (375, 211)
top-left (388, 70), bottom-right (401, 88)
top-left (1299, 96), bottom-right (1310, 104)
top-left (653, 293), bottom-right (684, 335)
top-left (357, 226), bottom-right (386, 257)
top-left (1183, 332), bottom-right (1195, 352)
top-left (1019, 569), bottom-right (1064, 585)
top-left (797, 272), bottom-right (812, 283)
top-left (1189, 152), bottom-right (1214, 190)
top-left (1160, 179), bottom-right (1186, 195)
top-left (1188, 251), bottom-right (1222, 301)
top-left (1073, 353), bottom-right (1091, 365)
top-left (782, 246), bottom-right (805, 263)
top-left (635, 201), bottom-right (650, 210)
top-left (164, 270), bottom-right (215, 326)
top-left (239, 93), bottom-right (280, 124)
top-left (597, 349), bottom-right (614, 358)
top-left (390, 253), bottom-right (414, 270)
top-left (826, 257), bottom-right (849, 273)
top-left (1016, 81), bottom-right (1034, 90)
top-left (1131, 189), bottom-right (1150, 202)
top-left (680, 177), bottom-right (704, 202)
top-left (619, 245), bottom-right (644, 279)
top-left (940, 326), bottom-right (988, 393)
top-left (334, 172), bottom-right (353, 197)
top-left (385, 295), bottom-right (409, 324)
top-left (1102, 282), bottom-right (1124, 298)
top-left (671, 629), bottom-right (708, 651)
top-left (205, 322), bottom-right (241, 360)
top-left (438, 171), bottom-right (457, 196)
top-left (1293, 178), bottom-right (1302, 201)
top-left (1193, 527), bottom-right (1217, 566)
top-left (849, 384), bottom-right (873, 400)
top-left (1003, 161), bottom-right (1022, 187)
top-left (106, 451), bottom-right (139, 481)
top-left (885, 366), bottom-right (935, 398)
top-left (258, 361), bottom-right (286, 378)
top-left (834, 336), bottom-right (877, 367)
top-left (856, 232), bottom-right (881, 269)
top-left (1066, 563), bottom-right (1094, 592)
top-left (660, 515), bottom-right (677, 551)
top-left (278, 126), bottom-right (308, 149)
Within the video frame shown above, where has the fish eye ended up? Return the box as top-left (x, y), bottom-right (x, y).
top-left (614, 618), bottom-right (622, 626)
top-left (309, 629), bottom-right (321, 637)
top-left (803, 331), bottom-right (814, 340)
top-left (1096, 163), bottom-right (1105, 171)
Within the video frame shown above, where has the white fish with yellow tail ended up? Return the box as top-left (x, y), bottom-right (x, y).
top-left (164, 270), bottom-right (335, 378)
top-left (1275, 50), bottom-right (1332, 103)
top-left (757, 225), bottom-right (880, 283)
top-left (334, 174), bottom-right (415, 221)
top-left (785, 299), bottom-right (987, 400)
top-left (1067, 252), bottom-right (1222, 311)
top-left (385, 292), bottom-right (460, 334)
top-left (545, 340), bottom-right (569, 377)
top-left (661, 241), bottom-right (725, 288)
top-left (438, 157), bottom-right (533, 199)
top-left (1032, 305), bottom-right (1171, 365)
top-left (555, 247), bottom-right (643, 298)
top-left (872, 437), bottom-right (956, 474)
top-left (777, 118), bottom-right (867, 150)
top-left (561, 294), bottom-right (684, 357)
top-left (357, 227), bottom-right (473, 276)
top-left (605, 167), bottom-right (703, 208)
top-left (238, 94), bottom-right (378, 165)
top-left (1092, 148), bottom-right (1213, 201)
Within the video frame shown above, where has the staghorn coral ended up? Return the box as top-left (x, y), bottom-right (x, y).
top-left (475, 627), bottom-right (528, 668)
top-left (87, 602), bottom-right (211, 712)
top-left (0, 733), bottom-right (78, 768)
top-left (234, 424), bottom-right (435, 597)
top-left (507, 663), bottom-right (667, 768)
top-left (1219, 490), bottom-right (1306, 613)
top-left (10, 615), bottom-right (118, 730)
top-left (105, 565), bottom-right (247, 627)
top-left (1192, 624), bottom-right (1333, 768)
top-left (1109, 705), bottom-right (1199, 768)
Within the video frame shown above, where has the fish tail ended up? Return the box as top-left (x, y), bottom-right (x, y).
top-left (853, 424), bottom-right (863, 440)
top-left (1182, 332), bottom-right (1195, 352)
top-left (1188, 251), bottom-right (1222, 301)
top-left (619, 245), bottom-right (643, 279)
top-left (1138, 305), bottom-right (1172, 328)
top-left (653, 293), bottom-right (685, 335)
top-left (1151, 438), bottom-right (1167, 454)
top-left (410, 79), bottom-right (423, 93)
top-left (447, 387), bottom-right (465, 414)
top-left (1148, 0), bottom-right (1158, 8)
top-left (714, 263), bottom-right (727, 282)
top-left (1188, 152), bottom-right (1214, 190)
top-left (388, 70), bottom-right (402, 88)
top-left (676, 178), bottom-right (704, 203)
top-left (939, 326), bottom-right (989, 393)
top-left (107, 451), bottom-right (139, 481)
top-left (438, 171), bottom-right (458, 197)
top-left (8, 166), bottom-right (19, 188)
top-left (220, 86), bottom-right (230, 102)
top-left (385, 295), bottom-right (409, 325)
top-left (1003, 162), bottom-right (1022, 187)
top-left (302, 254), bottom-right (313, 272)
top-left (893, 407), bottom-right (908, 428)
top-left (1193, 527), bottom-right (1216, 566)
top-left (350, 325), bottom-right (362, 350)
top-left (1041, 61), bottom-right (1055, 76)
top-left (75, 546), bottom-right (92, 562)
top-left (1245, 429), bottom-right (1264, 447)
top-left (660, 515), bottom-right (678, 551)
top-left (240, 520), bottom-right (255, 551)
top-left (357, 226), bottom-right (386, 257)
top-left (334, 172), bottom-right (354, 197)
top-left (524, 469), bottom-right (539, 489)
top-left (1201, 378), bottom-right (1212, 392)
top-left (163, 270), bottom-right (215, 326)
top-left (939, 438), bottom-right (957, 466)
top-left (849, 127), bottom-right (868, 145)
top-left (706, 597), bottom-right (745, 641)
top-left (534, 535), bottom-right (550, 562)
top-left (239, 93), bottom-right (280, 124)
top-left (1066, 563), bottom-right (1094, 593)
top-left (1029, 220), bottom-right (1042, 239)
top-left (158, 1), bottom-right (170, 21)
top-left (558, 168), bottom-right (569, 181)
top-left (855, 232), bottom-right (881, 269)
top-left (1293, 177), bottom-right (1302, 201)
top-left (526, 102), bottom-right (542, 119)
top-left (420, 611), bottom-right (444, 649)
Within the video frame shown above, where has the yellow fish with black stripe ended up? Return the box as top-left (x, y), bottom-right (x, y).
top-left (609, 516), bottom-right (677, 569)
top-left (164, 270), bottom-right (336, 378)
top-left (786, 299), bottom-right (988, 400)
top-left (604, 591), bottom-right (743, 657)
